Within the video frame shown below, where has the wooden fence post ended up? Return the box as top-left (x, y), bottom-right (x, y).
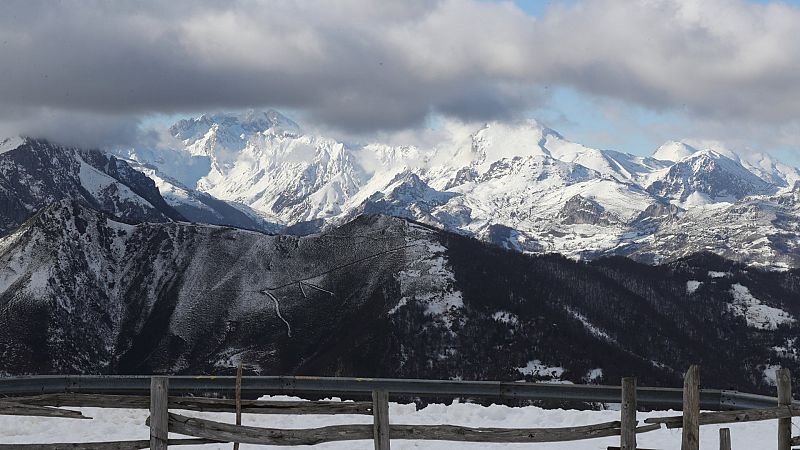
top-left (150, 376), bottom-right (169, 450)
top-left (233, 362), bottom-right (243, 450)
top-left (681, 365), bottom-right (700, 450)
top-left (778, 368), bottom-right (792, 450)
top-left (372, 390), bottom-right (390, 450)
top-left (620, 377), bottom-right (637, 450)
top-left (719, 427), bottom-right (731, 450)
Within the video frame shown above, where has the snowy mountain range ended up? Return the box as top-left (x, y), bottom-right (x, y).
top-left (1, 129), bottom-right (798, 389)
top-left (1, 200), bottom-right (798, 395)
top-left (101, 110), bottom-right (800, 268)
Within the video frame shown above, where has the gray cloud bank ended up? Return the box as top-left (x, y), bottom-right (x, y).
top-left (1, 0), bottom-right (800, 149)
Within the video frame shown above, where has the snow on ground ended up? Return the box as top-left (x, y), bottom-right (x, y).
top-left (728, 283), bottom-right (795, 330)
top-left (0, 396), bottom-right (795, 449)
top-left (686, 280), bottom-right (702, 294)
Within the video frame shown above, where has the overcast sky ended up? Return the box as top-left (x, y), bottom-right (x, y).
top-left (1, 0), bottom-right (800, 161)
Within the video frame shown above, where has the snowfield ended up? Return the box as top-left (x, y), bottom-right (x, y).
top-left (0, 396), bottom-right (794, 449)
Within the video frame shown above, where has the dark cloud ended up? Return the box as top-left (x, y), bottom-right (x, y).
top-left (1, 0), bottom-right (800, 149)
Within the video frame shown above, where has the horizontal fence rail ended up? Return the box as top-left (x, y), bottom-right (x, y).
top-left (1, 367), bottom-right (799, 449)
top-left (0, 375), bottom-right (790, 411)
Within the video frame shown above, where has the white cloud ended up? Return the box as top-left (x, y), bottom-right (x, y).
top-left (0, 0), bottom-right (799, 152)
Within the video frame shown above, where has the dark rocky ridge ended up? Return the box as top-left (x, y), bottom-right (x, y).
top-left (0, 138), bottom-right (279, 236)
top-left (0, 138), bottom-right (183, 235)
top-left (0, 201), bottom-right (798, 397)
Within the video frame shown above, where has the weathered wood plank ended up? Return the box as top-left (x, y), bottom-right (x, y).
top-left (372, 390), bottom-right (390, 450)
top-left (620, 377), bottom-right (636, 450)
top-left (606, 425), bottom-right (662, 450)
top-left (169, 413), bottom-right (373, 445)
top-left (391, 422), bottom-right (626, 442)
top-left (234, 362), bottom-right (243, 450)
top-left (0, 400), bottom-right (89, 419)
top-left (150, 377), bottom-right (169, 450)
top-left (607, 448), bottom-right (660, 450)
top-left (635, 423), bottom-right (661, 434)
top-left (168, 412), bottom-right (625, 444)
top-left (719, 427), bottom-right (731, 450)
top-left (681, 365), bottom-right (700, 450)
top-left (8, 393), bottom-right (373, 415)
top-left (0, 438), bottom-right (219, 450)
top-left (778, 368), bottom-right (792, 450)
top-left (645, 406), bottom-right (800, 428)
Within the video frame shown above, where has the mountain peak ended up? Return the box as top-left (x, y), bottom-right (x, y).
top-left (653, 140), bottom-right (698, 162)
top-left (647, 147), bottom-right (774, 204)
top-left (170, 109), bottom-right (300, 143)
top-left (470, 120), bottom-right (556, 166)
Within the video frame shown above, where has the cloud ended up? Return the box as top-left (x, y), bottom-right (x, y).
top-left (0, 108), bottom-right (143, 149)
top-left (1, 0), bottom-right (800, 150)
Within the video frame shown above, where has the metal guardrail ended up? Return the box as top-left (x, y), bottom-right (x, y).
top-left (0, 375), bottom-right (789, 411)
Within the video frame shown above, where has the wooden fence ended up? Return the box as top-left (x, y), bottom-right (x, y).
top-left (0, 365), bottom-right (799, 449)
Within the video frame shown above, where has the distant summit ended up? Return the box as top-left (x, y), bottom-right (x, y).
top-left (64, 109), bottom-right (800, 268)
top-left (652, 140), bottom-right (697, 162)
top-left (170, 109), bottom-right (300, 143)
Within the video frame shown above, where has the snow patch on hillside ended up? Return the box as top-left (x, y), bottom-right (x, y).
top-left (584, 368), bottom-right (604, 382)
top-left (492, 311), bottom-right (518, 325)
top-left (728, 284), bottom-right (794, 330)
top-left (78, 159), bottom-right (153, 208)
top-left (762, 364), bottom-right (782, 386)
top-left (566, 306), bottom-right (614, 341)
top-left (772, 338), bottom-right (799, 360)
top-left (397, 233), bottom-right (463, 329)
top-left (0, 238), bottom-right (38, 293)
top-left (686, 280), bottom-right (702, 294)
top-left (0, 136), bottom-right (24, 155)
top-left (517, 360), bottom-right (567, 381)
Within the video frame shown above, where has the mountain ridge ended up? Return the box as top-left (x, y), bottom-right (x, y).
top-left (5, 109), bottom-right (800, 268)
top-left (112, 110), bottom-right (799, 268)
top-left (0, 138), bottom-right (280, 235)
top-left (1, 200), bottom-right (798, 396)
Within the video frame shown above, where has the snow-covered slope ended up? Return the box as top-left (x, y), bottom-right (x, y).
top-left (128, 162), bottom-right (282, 233)
top-left (646, 150), bottom-right (775, 205)
top-left (116, 110), bottom-right (800, 268)
top-left (1, 202), bottom-right (798, 395)
top-left (628, 182), bottom-right (800, 268)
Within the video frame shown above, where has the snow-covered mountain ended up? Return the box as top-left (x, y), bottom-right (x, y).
top-left (1, 201), bottom-right (798, 395)
top-left (116, 110), bottom-right (800, 268)
top-left (0, 138), bottom-right (279, 234)
top-left (0, 138), bottom-right (183, 235)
